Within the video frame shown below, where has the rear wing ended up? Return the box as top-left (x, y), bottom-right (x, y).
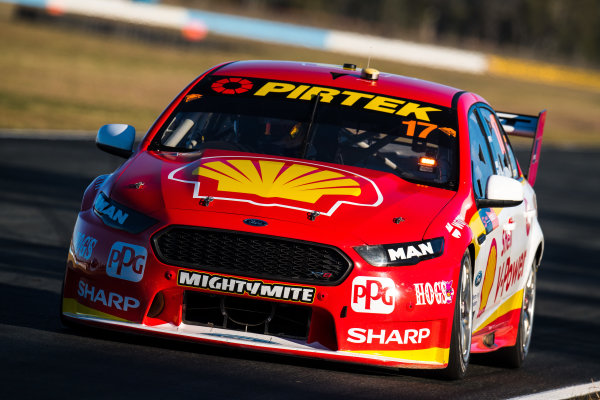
top-left (497, 110), bottom-right (547, 187)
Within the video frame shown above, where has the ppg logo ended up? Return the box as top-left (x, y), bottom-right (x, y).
top-left (107, 242), bottom-right (147, 282)
top-left (351, 276), bottom-right (395, 314)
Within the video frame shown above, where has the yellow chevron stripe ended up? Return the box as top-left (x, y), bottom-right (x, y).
top-left (345, 347), bottom-right (449, 364)
top-left (473, 289), bottom-right (523, 333)
top-left (62, 298), bottom-right (130, 322)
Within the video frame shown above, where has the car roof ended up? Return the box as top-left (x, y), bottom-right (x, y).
top-left (213, 60), bottom-right (464, 109)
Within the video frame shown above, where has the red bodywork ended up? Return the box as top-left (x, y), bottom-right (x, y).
top-left (61, 61), bottom-right (542, 370)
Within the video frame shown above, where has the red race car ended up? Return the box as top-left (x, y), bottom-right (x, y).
top-left (61, 60), bottom-right (545, 379)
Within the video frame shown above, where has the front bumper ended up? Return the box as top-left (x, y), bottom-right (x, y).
top-left (62, 209), bottom-right (461, 369)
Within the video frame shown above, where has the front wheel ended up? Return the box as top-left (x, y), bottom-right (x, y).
top-left (439, 251), bottom-right (473, 380)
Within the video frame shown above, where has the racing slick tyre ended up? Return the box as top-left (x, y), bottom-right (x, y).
top-left (439, 251), bottom-right (473, 380)
top-left (495, 264), bottom-right (537, 368)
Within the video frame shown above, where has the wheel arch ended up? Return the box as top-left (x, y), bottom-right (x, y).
top-left (467, 243), bottom-right (476, 276)
top-left (533, 241), bottom-right (544, 270)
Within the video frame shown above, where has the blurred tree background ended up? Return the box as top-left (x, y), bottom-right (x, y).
top-left (168, 0), bottom-right (600, 67)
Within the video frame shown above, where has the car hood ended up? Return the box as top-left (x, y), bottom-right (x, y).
top-left (110, 150), bottom-right (456, 245)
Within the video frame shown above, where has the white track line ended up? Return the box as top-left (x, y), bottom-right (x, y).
top-left (507, 381), bottom-right (600, 400)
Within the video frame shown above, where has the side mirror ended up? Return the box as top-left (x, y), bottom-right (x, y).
top-left (476, 175), bottom-right (524, 208)
top-left (96, 124), bottom-right (135, 158)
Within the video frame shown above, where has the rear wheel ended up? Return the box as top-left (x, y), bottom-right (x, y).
top-left (440, 251), bottom-right (472, 380)
top-left (496, 264), bottom-right (537, 368)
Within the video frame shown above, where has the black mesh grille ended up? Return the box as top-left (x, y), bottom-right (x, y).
top-left (183, 291), bottom-right (312, 339)
top-left (152, 226), bottom-right (352, 285)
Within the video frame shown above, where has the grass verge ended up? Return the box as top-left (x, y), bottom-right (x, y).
top-left (1, 4), bottom-right (599, 146)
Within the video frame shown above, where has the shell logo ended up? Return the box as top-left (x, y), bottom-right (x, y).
top-left (477, 238), bottom-right (497, 318)
top-left (169, 156), bottom-right (383, 216)
top-left (195, 159), bottom-right (361, 203)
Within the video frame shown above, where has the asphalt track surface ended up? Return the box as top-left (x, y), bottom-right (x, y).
top-left (0, 138), bottom-right (598, 399)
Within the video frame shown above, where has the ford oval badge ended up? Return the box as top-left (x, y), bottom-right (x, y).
top-left (243, 218), bottom-right (268, 227)
top-left (475, 271), bottom-right (483, 287)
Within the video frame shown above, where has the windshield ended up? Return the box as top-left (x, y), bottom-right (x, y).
top-left (152, 76), bottom-right (459, 189)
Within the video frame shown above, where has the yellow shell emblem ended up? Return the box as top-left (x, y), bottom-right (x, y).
top-left (193, 159), bottom-right (361, 204)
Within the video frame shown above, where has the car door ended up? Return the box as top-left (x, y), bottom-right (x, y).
top-left (468, 106), bottom-right (501, 322)
top-left (478, 107), bottom-right (529, 306)
top-left (468, 106), bottom-right (515, 333)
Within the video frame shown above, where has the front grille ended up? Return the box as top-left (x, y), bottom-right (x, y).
top-left (184, 291), bottom-right (311, 339)
top-left (152, 226), bottom-right (352, 285)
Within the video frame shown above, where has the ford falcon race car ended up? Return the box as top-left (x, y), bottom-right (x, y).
top-left (61, 60), bottom-right (545, 379)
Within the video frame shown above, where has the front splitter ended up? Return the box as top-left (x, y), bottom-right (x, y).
top-left (62, 310), bottom-right (448, 370)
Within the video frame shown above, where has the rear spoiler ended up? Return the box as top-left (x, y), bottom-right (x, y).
top-left (497, 110), bottom-right (547, 187)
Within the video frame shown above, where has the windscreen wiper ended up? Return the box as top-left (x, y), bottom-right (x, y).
top-left (301, 94), bottom-right (321, 157)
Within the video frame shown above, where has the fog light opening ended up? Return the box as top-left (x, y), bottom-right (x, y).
top-left (147, 292), bottom-right (165, 318)
top-left (483, 332), bottom-right (495, 348)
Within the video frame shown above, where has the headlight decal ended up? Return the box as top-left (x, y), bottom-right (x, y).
top-left (93, 192), bottom-right (158, 234)
top-left (355, 238), bottom-right (444, 267)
